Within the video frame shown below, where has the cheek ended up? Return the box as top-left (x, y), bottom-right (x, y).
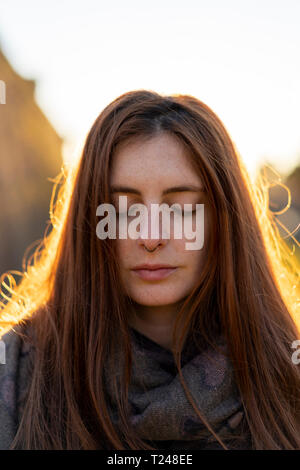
top-left (115, 238), bottom-right (133, 268)
top-left (174, 238), bottom-right (206, 276)
top-left (178, 208), bottom-right (210, 256)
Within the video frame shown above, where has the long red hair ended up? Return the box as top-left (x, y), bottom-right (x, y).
top-left (1, 90), bottom-right (299, 449)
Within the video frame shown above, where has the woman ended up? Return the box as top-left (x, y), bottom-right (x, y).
top-left (0, 90), bottom-right (299, 450)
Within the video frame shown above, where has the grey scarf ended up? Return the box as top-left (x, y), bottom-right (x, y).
top-left (105, 328), bottom-right (252, 450)
top-left (0, 324), bottom-right (252, 449)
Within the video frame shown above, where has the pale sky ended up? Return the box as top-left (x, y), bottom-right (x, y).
top-left (0, 0), bottom-right (299, 179)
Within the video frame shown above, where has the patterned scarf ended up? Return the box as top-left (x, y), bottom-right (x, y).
top-left (104, 327), bottom-right (252, 450)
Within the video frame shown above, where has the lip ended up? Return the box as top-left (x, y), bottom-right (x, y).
top-left (131, 264), bottom-right (177, 281)
top-left (133, 264), bottom-right (176, 270)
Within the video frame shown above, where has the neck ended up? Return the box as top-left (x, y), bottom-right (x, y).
top-left (128, 301), bottom-right (188, 351)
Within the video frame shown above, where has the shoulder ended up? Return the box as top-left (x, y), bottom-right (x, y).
top-left (0, 323), bottom-right (34, 449)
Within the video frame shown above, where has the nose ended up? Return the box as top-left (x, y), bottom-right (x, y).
top-left (137, 203), bottom-right (168, 252)
top-left (138, 237), bottom-right (167, 252)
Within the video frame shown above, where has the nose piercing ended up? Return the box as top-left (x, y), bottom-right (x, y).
top-left (144, 246), bottom-right (158, 253)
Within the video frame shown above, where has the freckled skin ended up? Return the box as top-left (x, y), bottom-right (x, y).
top-left (110, 133), bottom-right (211, 340)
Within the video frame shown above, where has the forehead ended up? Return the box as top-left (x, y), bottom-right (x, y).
top-left (110, 132), bottom-right (201, 187)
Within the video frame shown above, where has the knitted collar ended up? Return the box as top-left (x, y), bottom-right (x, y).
top-left (104, 327), bottom-right (249, 448)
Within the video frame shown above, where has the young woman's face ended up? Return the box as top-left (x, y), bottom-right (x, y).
top-left (110, 132), bottom-right (211, 307)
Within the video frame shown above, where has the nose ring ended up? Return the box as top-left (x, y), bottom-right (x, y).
top-left (144, 246), bottom-right (158, 253)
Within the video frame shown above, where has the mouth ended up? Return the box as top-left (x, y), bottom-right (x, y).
top-left (131, 264), bottom-right (177, 281)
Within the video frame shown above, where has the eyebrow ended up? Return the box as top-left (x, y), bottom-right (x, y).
top-left (110, 185), bottom-right (205, 195)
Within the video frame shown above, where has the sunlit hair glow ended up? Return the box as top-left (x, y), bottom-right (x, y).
top-left (0, 89), bottom-right (299, 449)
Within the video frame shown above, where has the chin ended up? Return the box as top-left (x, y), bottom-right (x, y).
top-left (128, 289), bottom-right (186, 307)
